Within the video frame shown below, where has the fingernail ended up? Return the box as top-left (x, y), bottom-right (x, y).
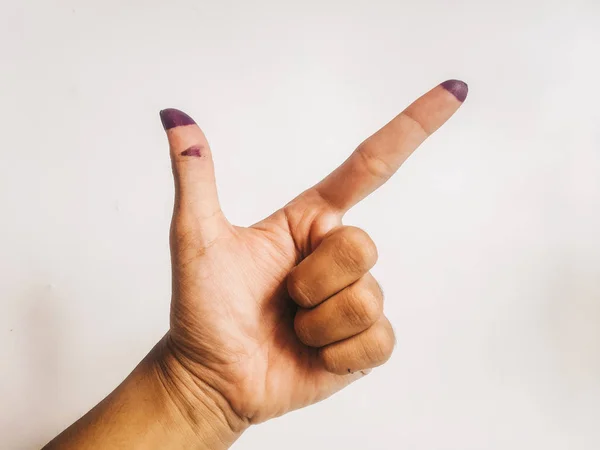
top-left (159, 108), bottom-right (196, 130)
top-left (440, 79), bottom-right (469, 102)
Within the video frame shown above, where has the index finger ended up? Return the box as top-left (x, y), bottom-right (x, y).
top-left (311, 80), bottom-right (468, 213)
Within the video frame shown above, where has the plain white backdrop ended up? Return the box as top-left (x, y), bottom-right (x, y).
top-left (1, 0), bottom-right (600, 448)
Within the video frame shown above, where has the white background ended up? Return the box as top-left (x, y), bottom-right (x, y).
top-left (1, 0), bottom-right (600, 448)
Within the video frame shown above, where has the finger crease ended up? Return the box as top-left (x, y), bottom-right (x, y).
top-left (402, 109), bottom-right (432, 137)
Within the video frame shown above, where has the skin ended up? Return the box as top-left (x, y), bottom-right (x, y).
top-left (44, 80), bottom-right (468, 449)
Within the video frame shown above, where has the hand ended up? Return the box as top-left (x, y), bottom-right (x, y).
top-left (158, 80), bottom-right (468, 438)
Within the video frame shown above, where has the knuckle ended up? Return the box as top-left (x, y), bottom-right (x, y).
top-left (369, 320), bottom-right (395, 363)
top-left (335, 227), bottom-right (378, 272)
top-left (287, 271), bottom-right (314, 307)
top-left (345, 281), bottom-right (383, 328)
top-left (356, 141), bottom-right (396, 182)
top-left (319, 346), bottom-right (342, 374)
top-left (360, 283), bottom-right (384, 324)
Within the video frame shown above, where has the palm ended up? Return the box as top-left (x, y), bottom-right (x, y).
top-left (160, 80), bottom-right (467, 424)
top-left (170, 191), bottom-right (358, 423)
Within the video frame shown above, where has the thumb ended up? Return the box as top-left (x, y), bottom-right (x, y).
top-left (160, 108), bottom-right (228, 245)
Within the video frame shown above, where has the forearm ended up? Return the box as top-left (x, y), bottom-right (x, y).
top-left (44, 336), bottom-right (246, 450)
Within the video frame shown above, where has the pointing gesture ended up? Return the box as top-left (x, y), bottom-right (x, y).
top-left (158, 80), bottom-right (467, 431)
top-left (313, 79), bottom-right (467, 213)
top-left (45, 80), bottom-right (468, 449)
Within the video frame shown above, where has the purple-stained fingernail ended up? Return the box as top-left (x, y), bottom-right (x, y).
top-left (159, 108), bottom-right (196, 130)
top-left (440, 79), bottom-right (469, 102)
top-left (181, 146), bottom-right (203, 157)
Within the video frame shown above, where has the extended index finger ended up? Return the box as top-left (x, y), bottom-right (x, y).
top-left (312, 80), bottom-right (468, 213)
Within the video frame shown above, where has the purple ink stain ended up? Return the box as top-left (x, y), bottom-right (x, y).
top-left (180, 146), bottom-right (203, 157)
top-left (159, 108), bottom-right (196, 130)
top-left (440, 79), bottom-right (469, 102)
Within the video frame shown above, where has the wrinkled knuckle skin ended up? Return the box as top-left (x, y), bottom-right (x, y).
top-left (356, 141), bottom-right (396, 182)
top-left (357, 281), bottom-right (384, 327)
top-left (370, 321), bottom-right (395, 364)
top-left (287, 270), bottom-right (314, 308)
top-left (342, 291), bottom-right (369, 329)
top-left (336, 226), bottom-right (378, 273)
top-left (344, 282), bottom-right (382, 329)
top-left (319, 346), bottom-right (342, 374)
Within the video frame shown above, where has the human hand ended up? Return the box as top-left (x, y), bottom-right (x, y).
top-left (157, 80), bottom-right (468, 443)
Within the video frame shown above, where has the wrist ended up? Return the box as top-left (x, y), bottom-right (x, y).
top-left (151, 334), bottom-right (249, 449)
